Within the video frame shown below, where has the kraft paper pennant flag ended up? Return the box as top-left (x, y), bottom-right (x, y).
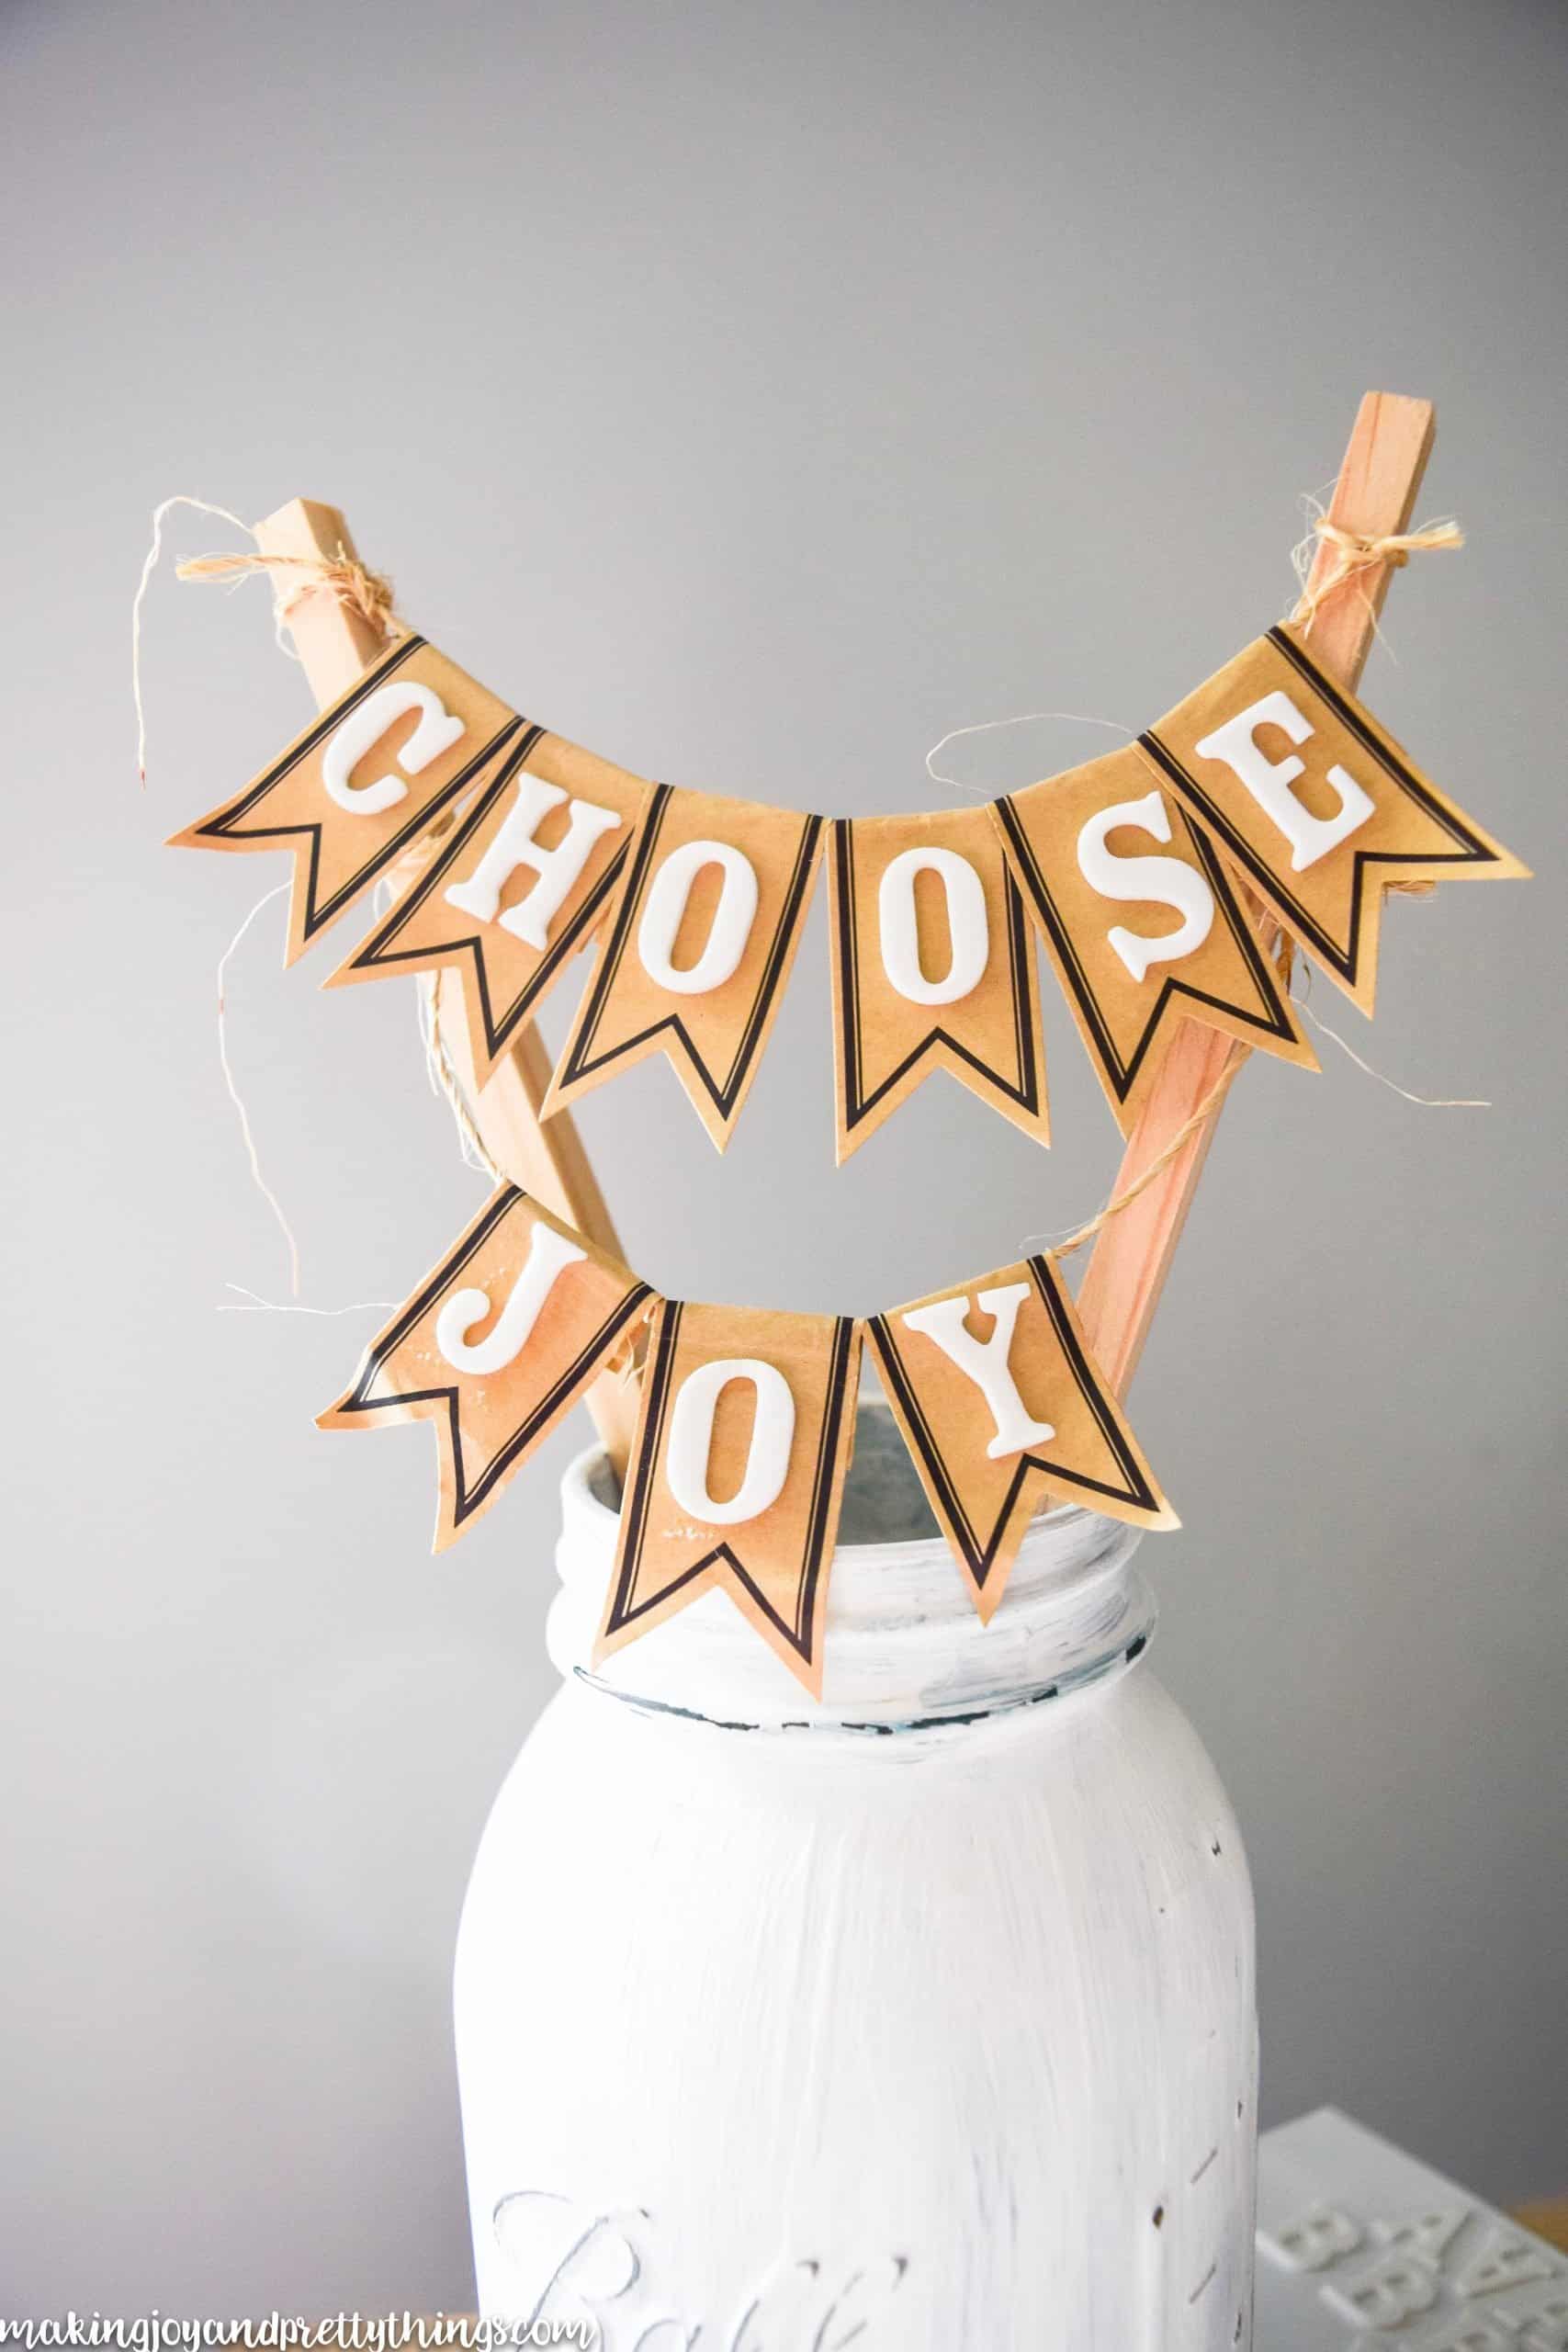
top-left (826, 807), bottom-right (1051, 1163)
top-left (318, 1184), bottom-right (655, 1549)
top-left (1138, 624), bottom-right (1529, 1012)
top-left (594, 1301), bottom-right (862, 1697)
top-left (865, 1255), bottom-right (1176, 1622)
top-left (169, 635), bottom-right (520, 964)
top-left (544, 786), bottom-right (824, 1149)
top-left (992, 746), bottom-right (1315, 1135)
top-left (325, 723), bottom-right (653, 1080)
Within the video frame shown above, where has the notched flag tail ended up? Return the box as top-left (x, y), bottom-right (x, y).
top-left (992, 744), bottom-right (1315, 1136)
top-left (866, 1253), bottom-right (1176, 1623)
top-left (318, 1183), bottom-right (654, 1550)
top-left (1139, 623), bottom-right (1529, 1014)
top-left (168, 635), bottom-right (520, 964)
top-left (543, 786), bottom-right (824, 1151)
top-left (827, 806), bottom-right (1050, 1163)
top-left (324, 724), bottom-right (653, 1081)
top-left (593, 1301), bottom-right (862, 1698)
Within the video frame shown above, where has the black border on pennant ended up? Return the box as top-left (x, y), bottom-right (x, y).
top-left (832, 820), bottom-right (1042, 1133)
top-left (604, 1303), bottom-right (858, 1666)
top-left (333, 1184), bottom-right (654, 1527)
top-left (993, 791), bottom-right (1299, 1105)
top-left (333, 725), bottom-right (634, 1057)
top-left (556, 786), bottom-right (825, 1118)
top-left (190, 633), bottom-right (524, 947)
top-left (866, 1256), bottom-right (1161, 1589)
top-left (1139, 625), bottom-right (1506, 988)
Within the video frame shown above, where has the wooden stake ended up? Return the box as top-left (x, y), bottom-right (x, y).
top-left (253, 497), bottom-right (641, 1478)
top-left (1076, 392), bottom-right (1437, 1396)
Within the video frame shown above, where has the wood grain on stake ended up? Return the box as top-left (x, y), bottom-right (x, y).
top-left (1077, 392), bottom-right (1437, 1396)
top-left (253, 498), bottom-right (641, 1477)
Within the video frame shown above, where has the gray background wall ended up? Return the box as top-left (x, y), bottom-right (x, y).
top-left (2, 0), bottom-right (1563, 2316)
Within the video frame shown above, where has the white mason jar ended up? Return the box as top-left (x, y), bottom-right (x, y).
top-left (456, 1405), bottom-right (1257, 2349)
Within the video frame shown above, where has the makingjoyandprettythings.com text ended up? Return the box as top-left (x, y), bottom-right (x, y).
top-left (0, 2322), bottom-right (593, 2352)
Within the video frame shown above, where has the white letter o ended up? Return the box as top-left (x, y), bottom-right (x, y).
top-left (877, 847), bottom-right (989, 1005)
top-left (637, 839), bottom-right (760, 996)
top-left (665, 1358), bottom-right (795, 1526)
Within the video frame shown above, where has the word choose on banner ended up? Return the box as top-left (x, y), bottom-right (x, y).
top-left (171, 618), bottom-right (1526, 1156)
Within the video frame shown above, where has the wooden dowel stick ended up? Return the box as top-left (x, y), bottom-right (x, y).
top-left (253, 497), bottom-right (641, 1478)
top-left (1076, 391), bottom-right (1437, 1396)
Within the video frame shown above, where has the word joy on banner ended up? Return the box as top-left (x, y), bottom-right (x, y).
top-left (171, 619), bottom-right (1527, 1153)
top-left (320, 1183), bottom-right (1174, 1694)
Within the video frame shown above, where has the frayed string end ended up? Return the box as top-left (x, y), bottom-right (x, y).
top-left (1290, 500), bottom-right (1463, 637)
top-left (132, 494), bottom-right (399, 792)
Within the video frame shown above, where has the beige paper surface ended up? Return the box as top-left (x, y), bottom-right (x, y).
top-left (826, 808), bottom-right (1051, 1161)
top-left (167, 636), bottom-right (519, 965)
top-left (865, 1254), bottom-right (1177, 1622)
top-left (318, 1184), bottom-right (654, 1549)
top-left (593, 1301), bottom-right (861, 1697)
top-left (1140, 624), bottom-right (1530, 1012)
top-left (993, 745), bottom-right (1315, 1134)
top-left (544, 786), bottom-right (824, 1148)
top-left (324, 725), bottom-right (653, 1079)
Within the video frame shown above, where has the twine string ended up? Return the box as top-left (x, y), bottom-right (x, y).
top-left (175, 547), bottom-right (398, 641)
top-left (1291, 505), bottom-right (1462, 901)
top-left (1029, 1054), bottom-right (1245, 1262)
top-left (216, 885), bottom-right (305, 1300)
top-left (924, 709), bottom-right (1134, 796)
top-left (1293, 988), bottom-right (1489, 1109)
top-left (133, 495), bottom-right (254, 786)
top-left (131, 493), bottom-right (399, 788)
top-left (420, 970), bottom-right (504, 1184)
top-left (1290, 504), bottom-right (1463, 635)
top-left (219, 1283), bottom-right (398, 1317)
top-left (1029, 965), bottom-right (1490, 1263)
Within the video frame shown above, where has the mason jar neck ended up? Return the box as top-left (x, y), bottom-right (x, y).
top-left (546, 1403), bottom-right (1156, 1738)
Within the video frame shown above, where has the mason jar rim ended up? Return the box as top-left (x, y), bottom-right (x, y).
top-left (544, 1399), bottom-right (1157, 1736)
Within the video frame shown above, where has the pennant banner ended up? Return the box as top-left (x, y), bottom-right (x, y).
top-left (594, 1301), bottom-right (862, 1696)
top-left (827, 806), bottom-right (1050, 1161)
top-left (544, 786), bottom-right (824, 1149)
top-left (993, 746), bottom-right (1315, 1134)
top-left (175, 616), bottom-right (1526, 1141)
top-left (326, 724), bottom-right (653, 1082)
top-left (169, 635), bottom-right (519, 964)
top-left (319, 1207), bottom-right (1169, 1687)
top-left (317, 1184), bottom-right (656, 1549)
top-left (1139, 624), bottom-right (1530, 1012)
top-left (864, 1254), bottom-right (1177, 1621)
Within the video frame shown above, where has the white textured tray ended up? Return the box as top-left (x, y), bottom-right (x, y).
top-left (1258, 2109), bottom-right (1564, 2348)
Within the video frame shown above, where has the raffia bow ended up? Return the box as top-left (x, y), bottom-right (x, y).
top-left (1292, 514), bottom-right (1464, 631)
top-left (175, 545), bottom-right (400, 640)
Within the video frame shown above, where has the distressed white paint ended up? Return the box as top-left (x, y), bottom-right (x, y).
top-left (455, 1406), bottom-right (1258, 2346)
